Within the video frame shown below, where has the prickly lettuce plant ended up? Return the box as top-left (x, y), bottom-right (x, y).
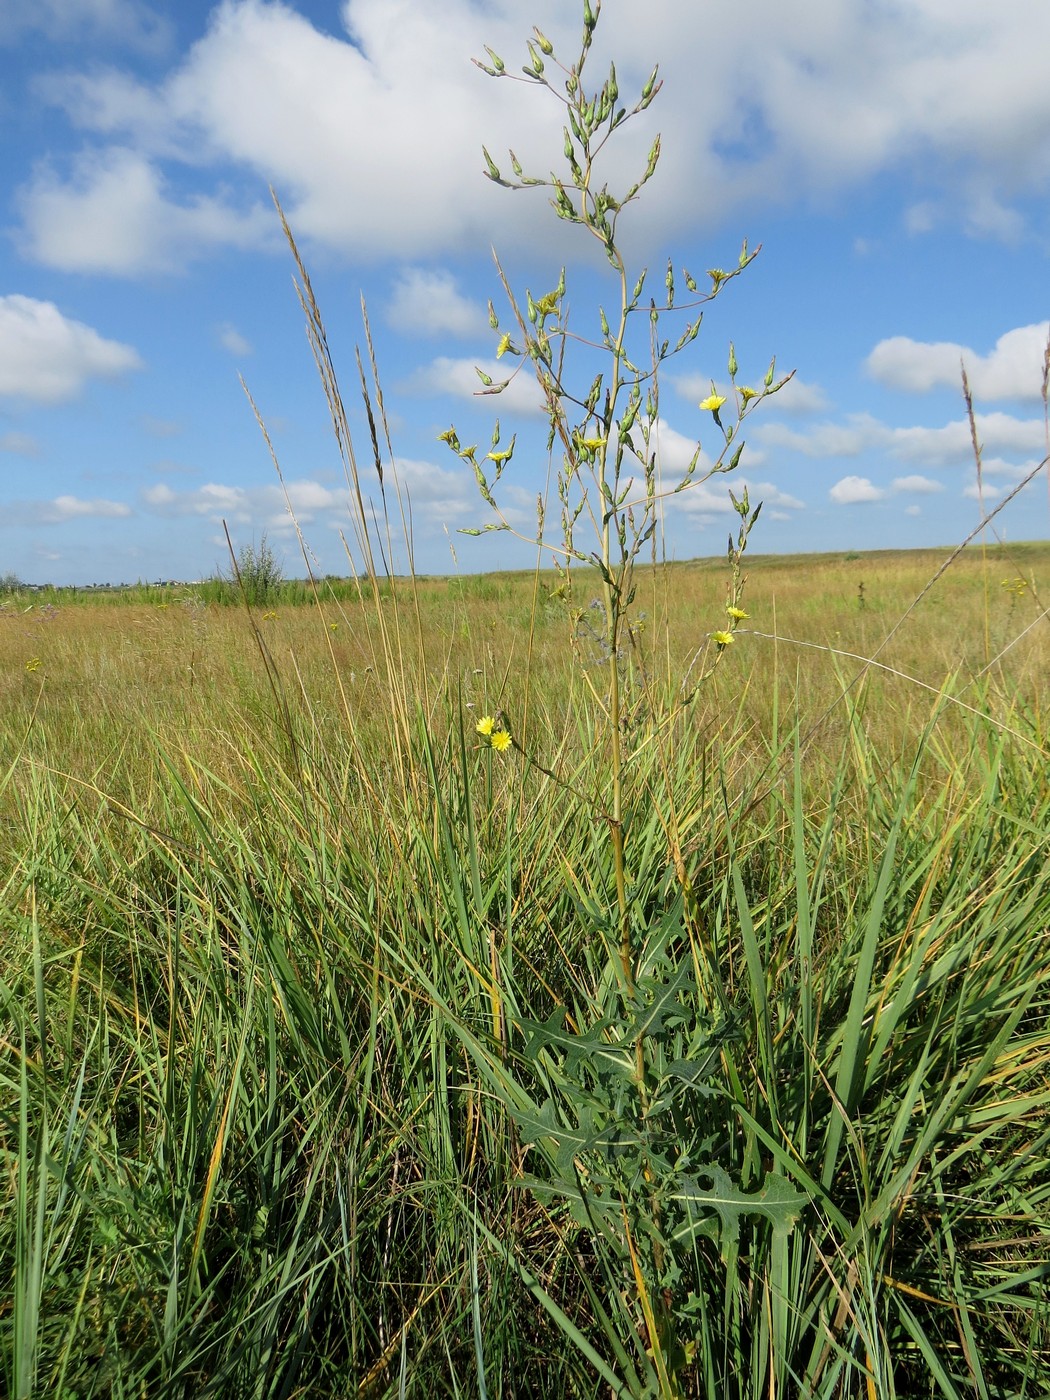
top-left (440, 3), bottom-right (802, 1393)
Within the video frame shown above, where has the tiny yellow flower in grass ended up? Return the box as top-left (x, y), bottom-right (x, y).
top-left (580, 434), bottom-right (606, 451)
top-left (26, 657), bottom-right (41, 673)
top-left (476, 715), bottom-right (495, 736)
top-left (262, 610), bottom-right (277, 620)
top-left (329, 622), bottom-right (338, 632)
top-left (699, 393), bottom-right (727, 413)
top-left (710, 630), bottom-right (734, 648)
top-left (490, 729), bottom-right (512, 753)
top-left (726, 606), bottom-right (749, 620)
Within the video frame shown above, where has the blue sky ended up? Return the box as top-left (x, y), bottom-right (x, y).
top-left (1, 0), bottom-right (1048, 586)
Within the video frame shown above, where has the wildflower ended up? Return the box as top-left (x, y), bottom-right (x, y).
top-left (476, 715), bottom-right (495, 736)
top-left (25, 657), bottom-right (41, 673)
top-left (262, 610), bottom-right (277, 620)
top-left (699, 393), bottom-right (727, 413)
top-left (710, 630), bottom-right (734, 648)
top-left (490, 729), bottom-right (512, 753)
top-left (579, 434), bottom-right (606, 451)
top-left (726, 606), bottom-right (749, 620)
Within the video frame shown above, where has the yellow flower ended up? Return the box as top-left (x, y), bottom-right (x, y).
top-left (490, 729), bottom-right (512, 753)
top-left (579, 434), bottom-right (606, 450)
top-left (726, 606), bottom-right (749, 620)
top-left (699, 393), bottom-right (727, 413)
top-left (25, 657), bottom-right (42, 673)
top-left (710, 630), bottom-right (734, 647)
top-left (475, 715), bottom-right (495, 736)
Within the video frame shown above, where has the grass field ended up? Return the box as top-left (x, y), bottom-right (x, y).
top-left (1, 539), bottom-right (1048, 1398)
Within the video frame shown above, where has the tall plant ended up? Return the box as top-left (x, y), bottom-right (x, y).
top-left (444, 0), bottom-right (785, 977)
top-left (439, 3), bottom-right (801, 1392)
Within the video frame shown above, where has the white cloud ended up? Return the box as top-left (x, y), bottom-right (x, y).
top-left (963, 481), bottom-right (1004, 501)
top-left (0, 0), bottom-right (170, 50)
top-left (904, 201), bottom-right (939, 235)
top-left (1, 495), bottom-right (133, 526)
top-left (866, 323), bottom-right (1050, 402)
top-left (19, 0), bottom-right (1050, 273)
top-left (904, 505), bottom-right (922, 516)
top-left (142, 460), bottom-right (477, 536)
top-left (891, 412), bottom-right (1046, 465)
top-left (217, 322), bottom-right (253, 356)
top-left (672, 373), bottom-right (828, 416)
top-left (18, 147), bottom-right (273, 275)
top-left (891, 474), bottom-right (944, 494)
top-left (0, 295), bottom-right (142, 403)
top-left (979, 455), bottom-right (1044, 479)
top-left (964, 191), bottom-right (1025, 244)
top-left (404, 355), bottom-right (550, 417)
top-left (387, 269), bottom-right (485, 338)
top-left (752, 415), bottom-right (878, 458)
top-left (830, 475), bottom-right (884, 504)
top-left (754, 408), bottom-right (1045, 469)
top-left (673, 478), bottom-right (804, 515)
top-left (140, 414), bottom-right (183, 437)
top-left (0, 432), bottom-right (41, 457)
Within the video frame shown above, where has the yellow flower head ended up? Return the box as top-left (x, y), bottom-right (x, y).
top-left (726, 606), bottom-right (749, 620)
top-left (710, 630), bottom-right (734, 648)
top-left (699, 393), bottom-right (727, 413)
top-left (490, 729), bottom-right (512, 753)
top-left (475, 715), bottom-right (495, 737)
top-left (25, 657), bottom-right (42, 673)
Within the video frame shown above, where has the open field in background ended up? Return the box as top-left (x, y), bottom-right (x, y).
top-left (1, 540), bottom-right (1049, 1398)
top-left (2, 542), bottom-right (1046, 827)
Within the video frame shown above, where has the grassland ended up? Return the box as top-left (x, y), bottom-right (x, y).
top-left (1, 541), bottom-right (1049, 1398)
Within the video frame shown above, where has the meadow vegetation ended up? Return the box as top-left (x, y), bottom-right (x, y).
top-left (2, 4), bottom-right (1049, 1396)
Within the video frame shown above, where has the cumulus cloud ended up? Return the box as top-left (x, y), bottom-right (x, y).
top-left (0, 0), bottom-right (170, 50)
top-left (403, 355), bottom-right (550, 417)
top-left (17, 0), bottom-right (1050, 273)
top-left (978, 455), bottom-right (1044, 479)
top-left (387, 269), bottom-right (486, 338)
top-left (0, 432), bottom-right (41, 457)
top-left (891, 474), bottom-right (943, 494)
top-left (17, 147), bottom-right (273, 275)
top-left (0, 295), bottom-right (142, 403)
top-left (963, 481), bottom-right (1004, 501)
top-left (672, 478), bottom-right (804, 516)
top-left (216, 322), bottom-right (253, 356)
top-left (891, 412), bottom-right (1046, 465)
top-left (754, 408), bottom-right (1045, 469)
top-left (142, 460), bottom-right (477, 535)
top-left (140, 414), bottom-right (183, 437)
top-left (829, 475), bottom-right (884, 504)
top-left (0, 495), bottom-right (133, 526)
top-left (866, 323), bottom-right (1050, 402)
top-left (751, 415), bottom-right (878, 458)
top-left (672, 373), bottom-right (828, 416)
